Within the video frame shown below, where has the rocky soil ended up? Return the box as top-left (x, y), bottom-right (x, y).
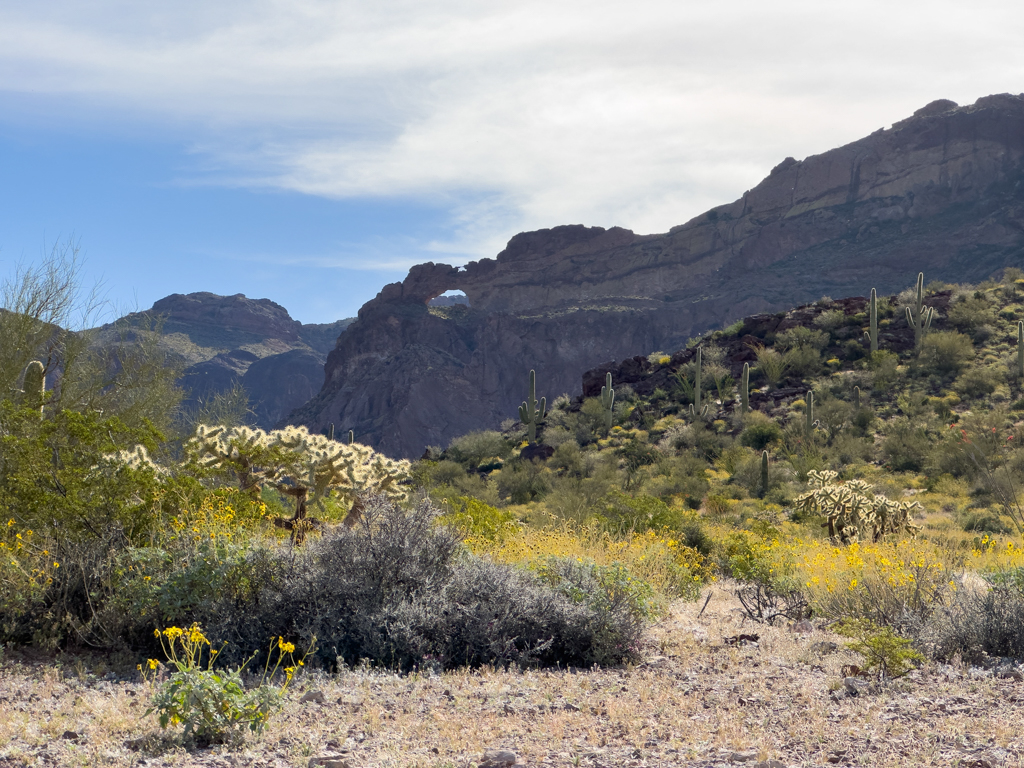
top-left (2, 583), bottom-right (1021, 768)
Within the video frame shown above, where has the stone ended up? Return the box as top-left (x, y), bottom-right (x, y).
top-left (478, 748), bottom-right (518, 768)
top-left (60, 731), bottom-right (80, 741)
top-left (286, 94), bottom-right (1024, 457)
top-left (728, 750), bottom-right (759, 762)
top-left (810, 641), bottom-right (839, 655)
top-left (754, 761), bottom-right (786, 768)
top-left (843, 677), bottom-right (868, 696)
top-left (307, 757), bottom-right (352, 768)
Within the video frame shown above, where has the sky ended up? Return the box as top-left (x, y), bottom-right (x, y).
top-left (0, 1), bottom-right (1022, 324)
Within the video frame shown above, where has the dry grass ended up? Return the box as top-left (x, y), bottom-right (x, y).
top-left (1, 582), bottom-right (1022, 768)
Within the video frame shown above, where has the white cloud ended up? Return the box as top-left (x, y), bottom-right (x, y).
top-left (1, 0), bottom-right (1023, 261)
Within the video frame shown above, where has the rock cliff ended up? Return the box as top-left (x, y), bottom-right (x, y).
top-left (96, 293), bottom-right (352, 428)
top-left (288, 94), bottom-right (1024, 457)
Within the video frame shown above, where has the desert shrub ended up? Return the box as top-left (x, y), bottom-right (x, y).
top-left (777, 327), bottom-right (829, 352)
top-left (643, 453), bottom-right (709, 508)
top-left (205, 497), bottom-right (646, 670)
top-left (783, 345), bottom-right (822, 378)
top-left (867, 350), bottom-right (901, 389)
top-left (797, 538), bottom-right (951, 633)
top-left (813, 309), bottom-right (848, 333)
top-left (924, 571), bottom-right (1024, 662)
top-left (920, 331), bottom-right (974, 374)
top-left (549, 441), bottom-right (592, 479)
top-left (751, 344), bottom-right (790, 389)
top-left (446, 431), bottom-right (512, 469)
top-left (946, 295), bottom-right (996, 333)
top-left (814, 397), bottom-right (854, 443)
top-left (833, 618), bottom-right (924, 679)
top-left (438, 496), bottom-right (519, 542)
top-left (952, 366), bottom-right (1001, 399)
top-left (496, 458), bottom-right (551, 503)
top-left (740, 412), bottom-right (783, 450)
top-left (881, 418), bottom-right (931, 472)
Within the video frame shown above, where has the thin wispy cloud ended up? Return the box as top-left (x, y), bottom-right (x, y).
top-left (1, 0), bottom-right (1023, 266)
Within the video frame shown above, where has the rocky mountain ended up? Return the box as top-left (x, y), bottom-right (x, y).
top-left (95, 292), bottom-right (353, 428)
top-left (287, 94), bottom-right (1024, 458)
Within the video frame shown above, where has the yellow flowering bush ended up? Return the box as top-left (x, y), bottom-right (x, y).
top-left (0, 520), bottom-right (60, 622)
top-left (145, 623), bottom-right (312, 744)
top-left (470, 522), bottom-right (712, 604)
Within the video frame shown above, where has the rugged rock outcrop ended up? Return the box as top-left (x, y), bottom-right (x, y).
top-left (96, 293), bottom-right (352, 428)
top-left (289, 94), bottom-right (1024, 457)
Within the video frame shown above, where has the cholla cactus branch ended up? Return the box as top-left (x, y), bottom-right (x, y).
top-left (796, 469), bottom-right (921, 544)
top-left (188, 423), bottom-right (412, 544)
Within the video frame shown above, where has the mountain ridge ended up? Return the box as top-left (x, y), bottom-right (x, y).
top-left (286, 93), bottom-right (1024, 458)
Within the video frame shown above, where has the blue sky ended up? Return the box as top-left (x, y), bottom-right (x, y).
top-left (1, 1), bottom-right (1023, 323)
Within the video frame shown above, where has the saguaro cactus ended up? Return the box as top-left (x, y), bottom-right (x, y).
top-left (1017, 321), bottom-right (1023, 381)
top-left (740, 362), bottom-right (750, 414)
top-left (600, 372), bottom-right (615, 432)
top-left (19, 360), bottom-right (45, 415)
top-left (906, 272), bottom-right (933, 349)
top-left (518, 369), bottom-right (547, 443)
top-left (864, 288), bottom-right (879, 353)
top-left (760, 450), bottom-right (769, 498)
top-left (804, 391), bottom-right (817, 440)
top-left (853, 385), bottom-right (861, 410)
top-left (348, 429), bottom-right (355, 445)
top-left (689, 347), bottom-right (709, 419)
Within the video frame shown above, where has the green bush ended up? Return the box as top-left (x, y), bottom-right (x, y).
top-left (447, 431), bottom-right (512, 469)
top-left (881, 418), bottom-right (931, 471)
top-left (920, 331), bottom-right (974, 374)
top-left (833, 618), bottom-right (924, 679)
top-left (952, 366), bottom-right (1001, 399)
top-left (740, 412), bottom-right (783, 450)
top-left (497, 458), bottom-right (551, 503)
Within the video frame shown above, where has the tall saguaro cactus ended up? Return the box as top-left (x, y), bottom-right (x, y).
top-left (804, 391), bottom-right (817, 441)
top-left (864, 288), bottom-right (879, 353)
top-left (19, 360), bottom-right (45, 415)
top-left (600, 372), bottom-right (615, 432)
top-left (853, 385), bottom-right (861, 410)
top-left (689, 346), bottom-right (709, 419)
top-left (519, 369), bottom-right (547, 443)
top-left (906, 272), bottom-right (933, 349)
top-left (1017, 321), bottom-right (1024, 381)
top-left (740, 362), bottom-right (750, 414)
top-left (760, 450), bottom-right (769, 498)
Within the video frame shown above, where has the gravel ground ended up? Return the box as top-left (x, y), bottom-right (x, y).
top-left (2, 583), bottom-right (1022, 768)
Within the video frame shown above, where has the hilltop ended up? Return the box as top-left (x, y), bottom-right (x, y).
top-left (92, 292), bottom-right (353, 428)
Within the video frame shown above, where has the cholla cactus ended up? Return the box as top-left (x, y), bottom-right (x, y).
top-left (188, 423), bottom-right (412, 543)
top-left (796, 469), bottom-right (921, 544)
top-left (104, 444), bottom-right (167, 475)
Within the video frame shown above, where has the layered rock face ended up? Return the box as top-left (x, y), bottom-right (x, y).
top-left (289, 94), bottom-right (1024, 457)
top-left (98, 292), bottom-right (352, 429)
